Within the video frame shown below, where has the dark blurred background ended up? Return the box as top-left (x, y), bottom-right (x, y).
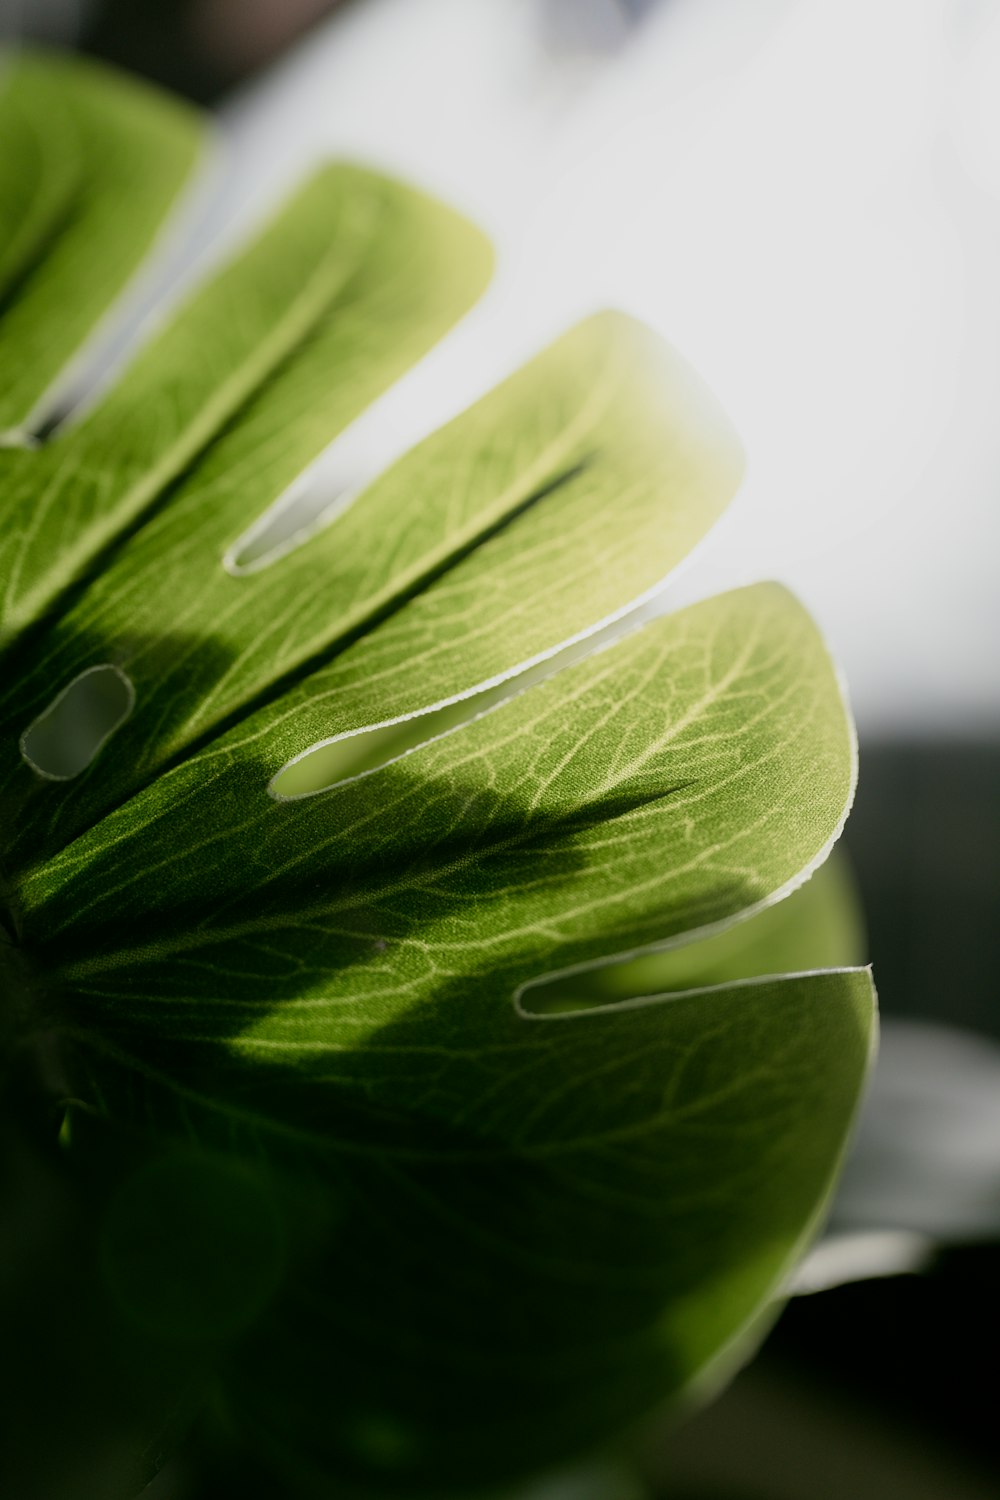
top-left (2, 2), bottom-right (997, 1497)
top-left (2, 0), bottom-right (348, 101)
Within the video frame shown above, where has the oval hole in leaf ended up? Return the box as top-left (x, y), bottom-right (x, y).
top-left (21, 664), bottom-right (134, 780)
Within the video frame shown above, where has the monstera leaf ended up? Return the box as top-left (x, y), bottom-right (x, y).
top-left (0, 53), bottom-right (875, 1500)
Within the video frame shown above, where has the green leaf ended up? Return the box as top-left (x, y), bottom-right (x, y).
top-left (0, 56), bottom-right (876, 1499)
top-left (18, 583), bottom-right (870, 1485)
top-left (0, 51), bottom-right (203, 437)
top-left (56, 973), bottom-right (875, 1493)
top-left (0, 309), bottom-right (736, 870)
top-left (0, 157), bottom-right (491, 646)
top-left (25, 584), bottom-right (857, 990)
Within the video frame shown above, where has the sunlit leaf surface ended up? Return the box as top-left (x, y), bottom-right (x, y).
top-left (0, 54), bottom-right (875, 1499)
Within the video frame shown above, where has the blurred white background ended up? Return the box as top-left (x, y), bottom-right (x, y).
top-left (207, 0), bottom-right (1000, 740)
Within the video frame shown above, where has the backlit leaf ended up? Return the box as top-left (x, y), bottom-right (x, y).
top-left (0, 55), bottom-right (875, 1499)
